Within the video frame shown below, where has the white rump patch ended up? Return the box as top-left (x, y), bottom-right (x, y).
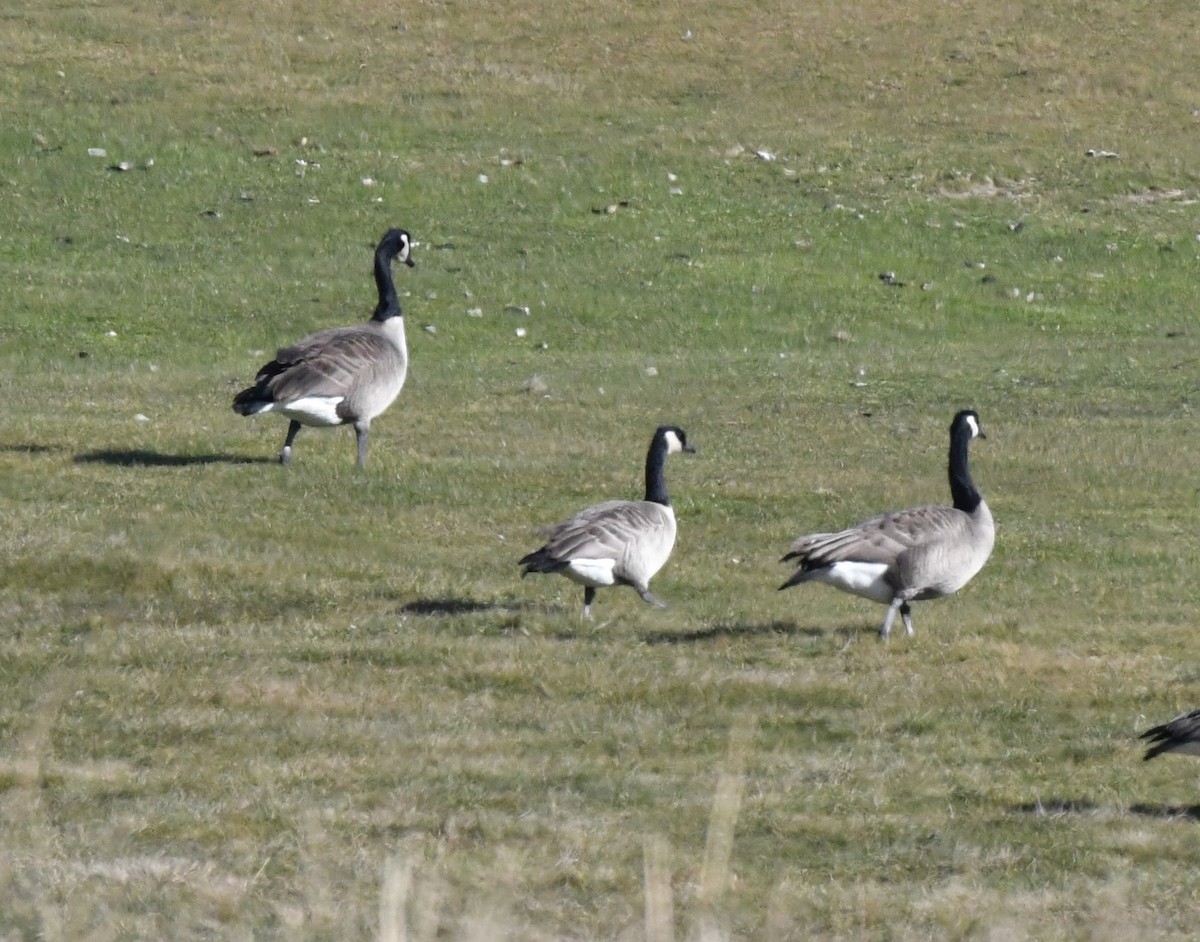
top-left (563, 558), bottom-right (617, 588)
top-left (816, 561), bottom-right (894, 604)
top-left (279, 396), bottom-right (346, 427)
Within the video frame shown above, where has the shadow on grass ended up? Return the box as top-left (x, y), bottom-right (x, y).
top-left (400, 597), bottom-right (542, 616)
top-left (1011, 799), bottom-right (1103, 816)
top-left (643, 619), bottom-right (824, 645)
top-left (1128, 803), bottom-right (1200, 821)
top-left (1012, 799), bottom-right (1200, 821)
top-left (74, 449), bottom-right (274, 467)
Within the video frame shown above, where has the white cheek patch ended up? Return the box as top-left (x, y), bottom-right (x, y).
top-left (280, 396), bottom-right (346, 427)
top-left (663, 430), bottom-right (682, 454)
top-left (965, 414), bottom-right (980, 439)
top-left (563, 558), bottom-right (617, 588)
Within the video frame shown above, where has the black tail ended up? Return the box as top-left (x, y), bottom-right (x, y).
top-left (518, 546), bottom-right (563, 576)
top-left (1140, 724), bottom-right (1175, 762)
top-left (232, 383), bottom-right (272, 415)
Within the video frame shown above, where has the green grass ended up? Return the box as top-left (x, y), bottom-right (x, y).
top-left (4, 1), bottom-right (1200, 939)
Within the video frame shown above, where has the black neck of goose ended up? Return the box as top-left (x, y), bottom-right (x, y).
top-left (644, 437), bottom-right (671, 506)
top-left (948, 427), bottom-right (982, 513)
top-left (372, 250), bottom-right (401, 321)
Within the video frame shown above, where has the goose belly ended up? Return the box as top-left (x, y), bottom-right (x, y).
top-left (276, 396), bottom-right (347, 427)
top-left (814, 561), bottom-right (894, 603)
top-left (562, 558), bottom-right (618, 588)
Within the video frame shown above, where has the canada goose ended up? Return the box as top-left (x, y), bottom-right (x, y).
top-left (232, 227), bottom-right (415, 468)
top-left (779, 409), bottom-right (994, 638)
top-left (1141, 709), bottom-right (1200, 761)
top-left (519, 425), bottom-right (696, 618)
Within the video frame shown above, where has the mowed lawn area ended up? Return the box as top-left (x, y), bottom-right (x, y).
top-left (3, 2), bottom-right (1200, 939)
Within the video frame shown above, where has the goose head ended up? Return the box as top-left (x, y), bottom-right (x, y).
top-left (953, 409), bottom-right (985, 441)
top-left (657, 425), bottom-right (697, 455)
top-left (379, 227), bottom-right (416, 268)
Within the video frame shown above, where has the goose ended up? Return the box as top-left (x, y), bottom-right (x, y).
top-left (519, 425), bottom-right (696, 618)
top-left (232, 227), bottom-right (415, 468)
top-left (779, 409), bottom-right (994, 638)
top-left (1141, 709), bottom-right (1200, 761)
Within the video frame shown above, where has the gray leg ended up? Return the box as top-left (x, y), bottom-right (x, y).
top-left (638, 588), bottom-right (667, 608)
top-left (879, 597), bottom-right (904, 639)
top-left (279, 420), bottom-right (302, 465)
top-left (582, 586), bottom-right (596, 619)
top-left (355, 423), bottom-right (369, 469)
top-left (900, 602), bottom-right (915, 637)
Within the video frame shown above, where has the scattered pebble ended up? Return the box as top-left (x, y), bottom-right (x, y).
top-left (423, 324), bottom-right (437, 335)
top-left (466, 307), bottom-right (483, 317)
top-left (87, 147), bottom-right (106, 157)
top-left (478, 174), bottom-right (489, 184)
top-left (1085, 149), bottom-right (1120, 159)
top-left (523, 375), bottom-right (548, 394)
top-left (504, 305), bottom-right (530, 316)
top-left (644, 366), bottom-right (658, 377)
top-left (514, 327), bottom-right (527, 338)
top-left (134, 414), bottom-right (149, 422)
top-left (755, 149), bottom-right (776, 161)
top-left (361, 177), bottom-right (376, 186)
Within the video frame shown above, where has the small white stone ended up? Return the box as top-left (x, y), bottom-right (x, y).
top-left (644, 366), bottom-right (658, 377)
top-left (478, 174), bottom-right (489, 183)
top-left (87, 147), bottom-right (106, 157)
top-left (466, 307), bottom-right (483, 317)
top-left (134, 414), bottom-right (150, 422)
top-left (515, 327), bottom-right (527, 338)
top-left (423, 324), bottom-right (437, 334)
top-left (106, 330), bottom-right (118, 337)
top-left (361, 177), bottom-right (375, 186)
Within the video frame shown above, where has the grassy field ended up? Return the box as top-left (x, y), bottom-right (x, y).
top-left (3, 1), bottom-right (1200, 939)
